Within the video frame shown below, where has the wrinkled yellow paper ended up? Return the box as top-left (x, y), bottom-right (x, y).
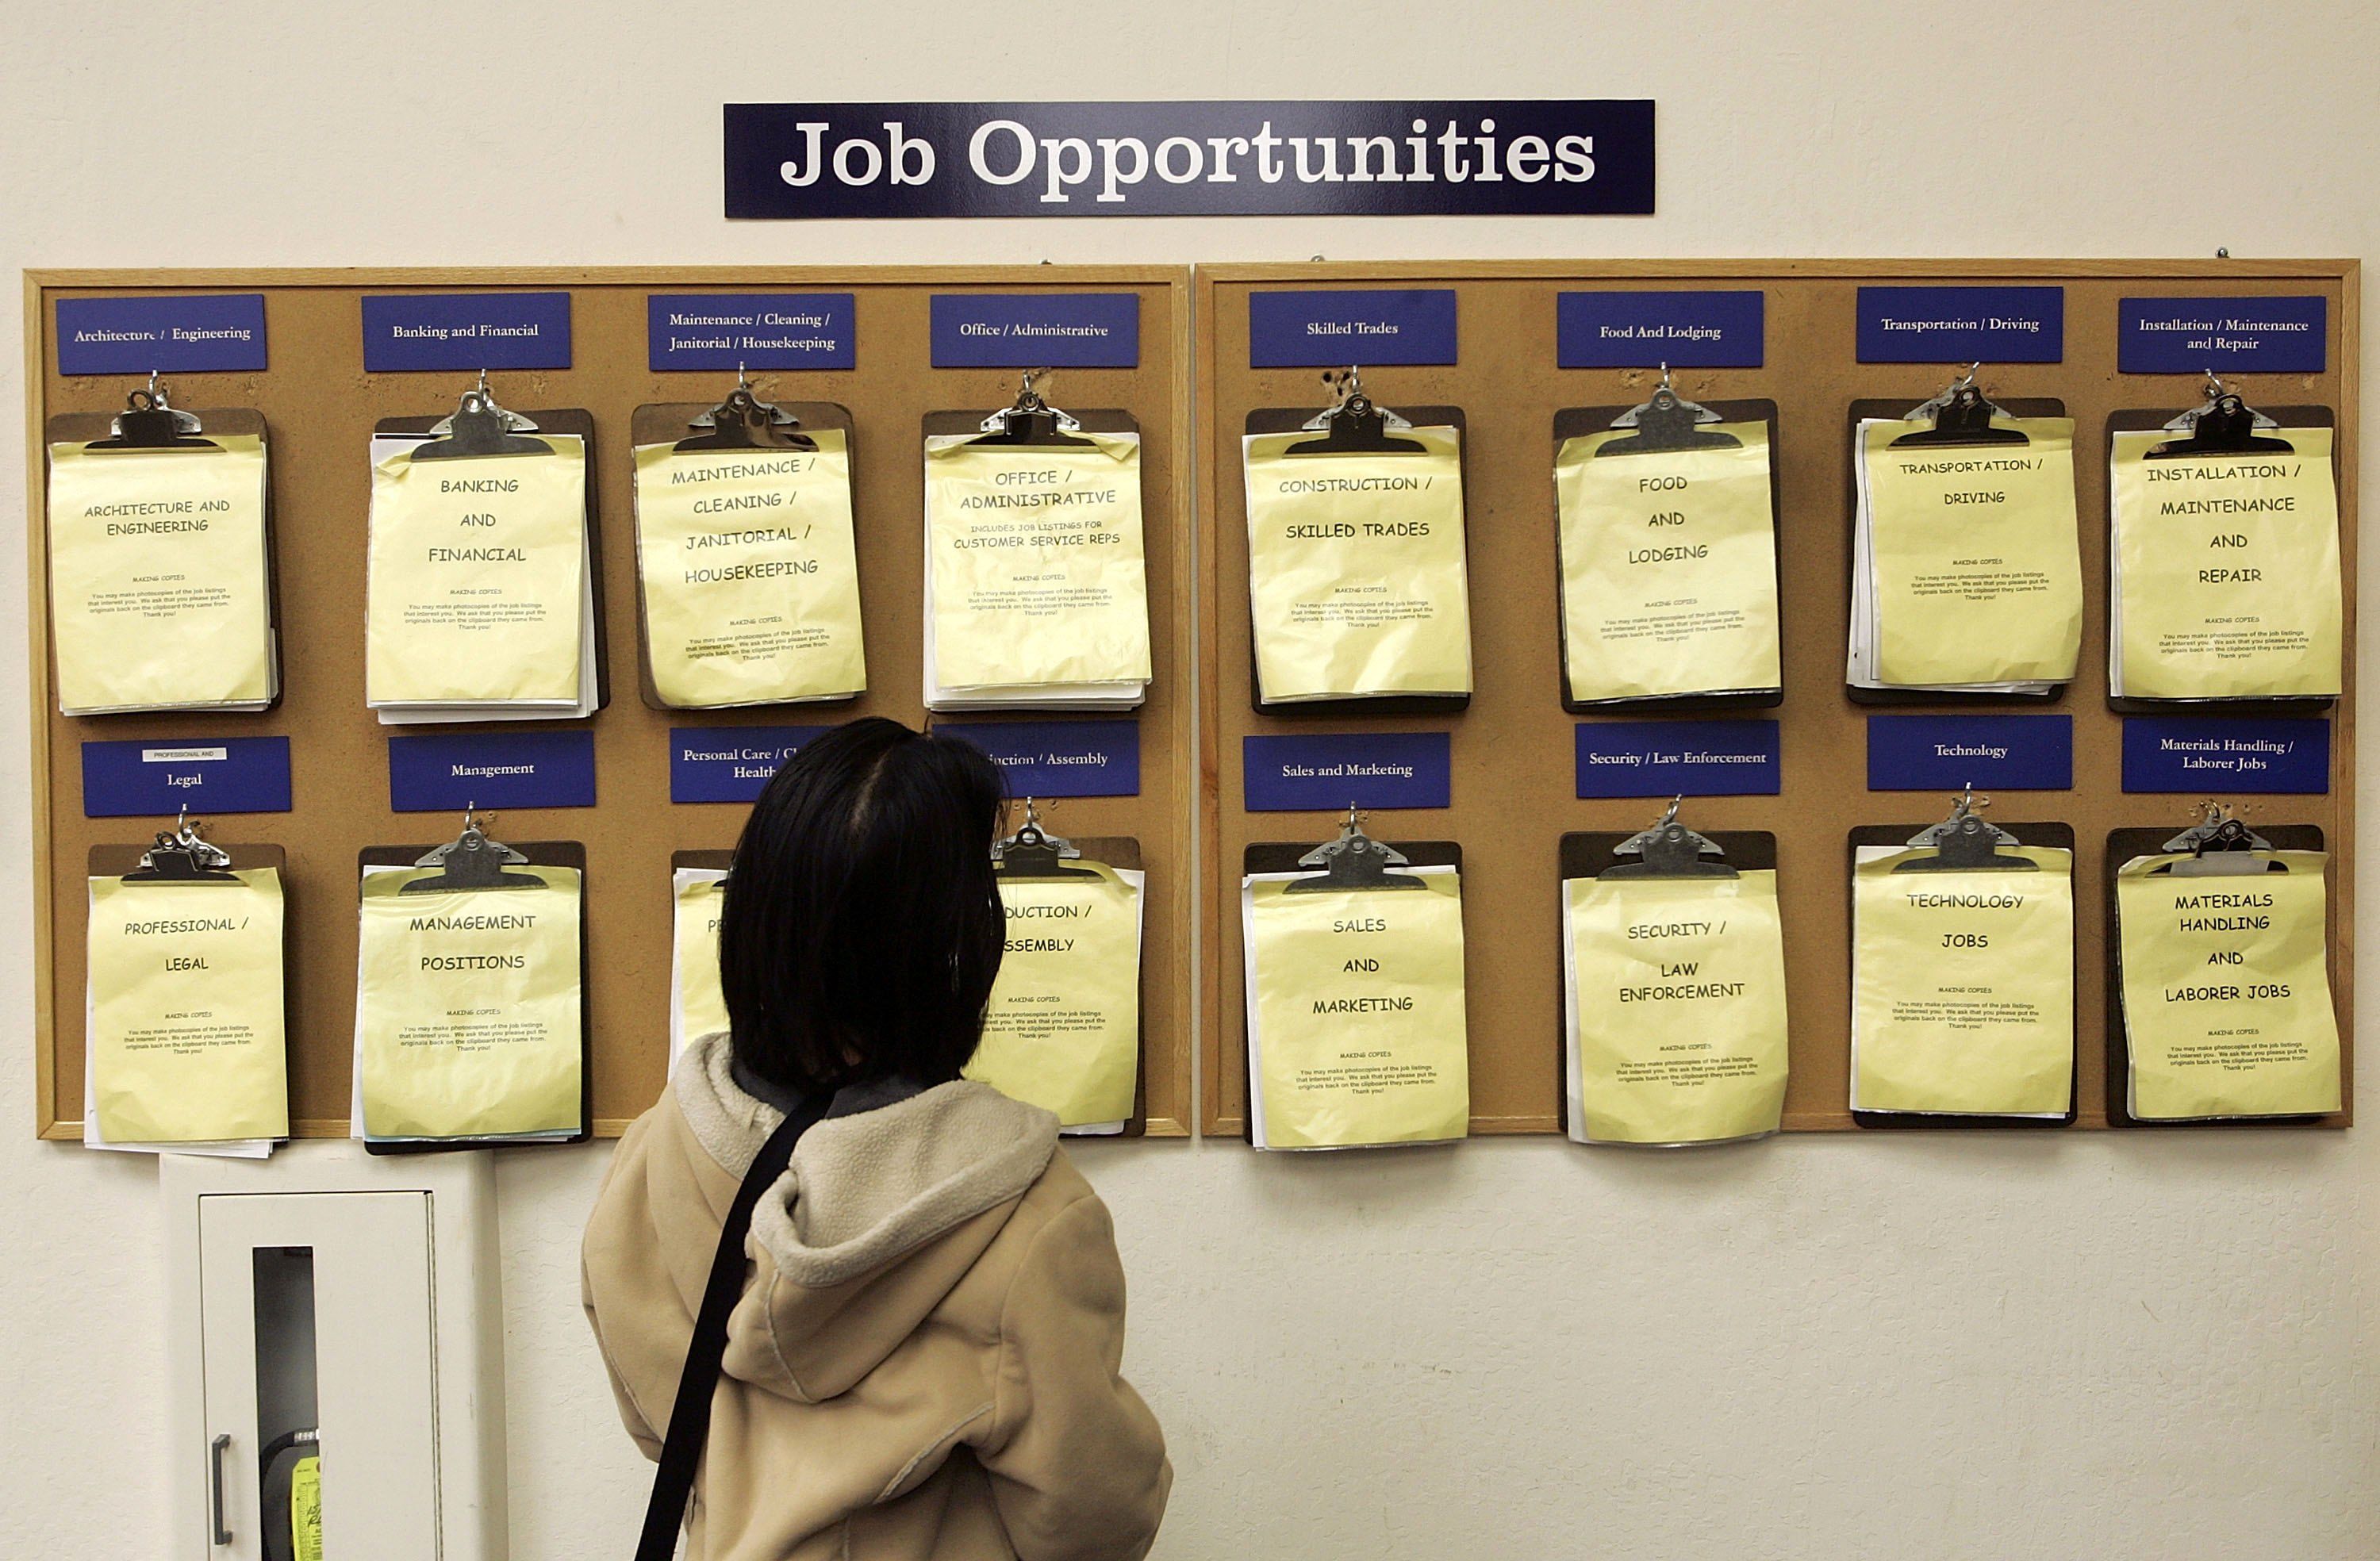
top-left (2110, 428), bottom-right (2342, 699)
top-left (1564, 869), bottom-right (1789, 1144)
top-left (1852, 846), bottom-right (2074, 1115)
top-left (670, 869), bottom-right (729, 1059)
top-left (47, 435), bottom-right (274, 713)
top-left (1242, 428), bottom-right (1473, 700)
top-left (2117, 851), bottom-right (2340, 1118)
top-left (356, 865), bottom-right (582, 1140)
top-left (1862, 418), bottom-right (2081, 685)
top-left (923, 434), bottom-right (1151, 689)
top-left (633, 434), bottom-right (866, 707)
top-left (1243, 866), bottom-right (1469, 1148)
top-left (86, 868), bottom-right (287, 1143)
top-left (965, 863), bottom-right (1142, 1128)
top-left (1555, 426), bottom-right (1780, 701)
top-left (365, 436), bottom-right (586, 706)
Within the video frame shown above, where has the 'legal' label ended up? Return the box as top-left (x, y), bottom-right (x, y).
top-left (82, 736), bottom-right (291, 817)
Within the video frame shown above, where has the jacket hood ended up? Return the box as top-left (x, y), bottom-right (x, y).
top-left (663, 1031), bottom-right (1059, 1402)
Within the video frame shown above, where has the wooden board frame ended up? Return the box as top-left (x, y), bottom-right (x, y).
top-left (28, 266), bottom-right (1197, 1141)
top-left (1196, 259), bottom-right (2357, 1137)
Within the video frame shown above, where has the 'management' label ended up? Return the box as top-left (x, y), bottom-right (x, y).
top-left (648, 293), bottom-right (854, 370)
top-left (1856, 286), bottom-right (2064, 363)
top-left (389, 731), bottom-right (596, 811)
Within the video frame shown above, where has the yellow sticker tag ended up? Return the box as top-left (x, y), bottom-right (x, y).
top-left (365, 435), bottom-right (587, 705)
top-left (356, 865), bottom-right (583, 1139)
top-left (923, 433), bottom-right (1151, 690)
top-left (965, 863), bottom-right (1143, 1127)
top-left (1860, 418), bottom-right (2082, 685)
top-left (1555, 425), bottom-right (1780, 701)
top-left (670, 870), bottom-right (730, 1059)
top-left (290, 1454), bottom-right (322, 1561)
top-left (2110, 428), bottom-right (2342, 698)
top-left (633, 432), bottom-right (866, 706)
top-left (1242, 867), bottom-right (1469, 1148)
top-left (1564, 870), bottom-right (1789, 1143)
top-left (86, 868), bottom-right (288, 1143)
top-left (46, 435), bottom-right (274, 712)
top-left (1852, 846), bottom-right (2075, 1116)
top-left (2116, 851), bottom-right (2340, 1118)
top-left (1242, 427), bottom-right (1472, 700)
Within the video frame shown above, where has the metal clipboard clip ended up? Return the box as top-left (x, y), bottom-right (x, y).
top-left (401, 806), bottom-right (545, 892)
top-left (2147, 371), bottom-right (2294, 458)
top-left (1602, 797), bottom-right (1737, 880)
top-left (87, 371), bottom-right (217, 451)
top-left (122, 806), bottom-right (240, 884)
top-left (1892, 784), bottom-right (2039, 873)
top-left (2155, 800), bottom-right (2285, 878)
top-left (992, 797), bottom-right (1100, 880)
top-left (678, 364), bottom-right (815, 452)
top-left (1284, 804), bottom-right (1426, 893)
top-left (1285, 366), bottom-right (1426, 455)
top-left (971, 367), bottom-right (1090, 447)
top-left (1890, 363), bottom-right (2029, 448)
top-left (1595, 364), bottom-right (1741, 456)
top-left (408, 371), bottom-right (551, 461)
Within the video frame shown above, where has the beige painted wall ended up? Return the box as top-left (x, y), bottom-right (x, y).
top-left (1, 3), bottom-right (2373, 1555)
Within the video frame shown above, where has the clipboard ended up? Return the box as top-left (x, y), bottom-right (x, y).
top-left (2102, 818), bottom-right (2333, 1128)
top-left (1845, 818), bottom-right (2079, 1128)
top-left (370, 404), bottom-right (609, 715)
top-left (44, 398), bottom-right (284, 715)
top-left (992, 820), bottom-right (1151, 1137)
top-left (1551, 397), bottom-right (1783, 714)
top-left (355, 836), bottom-right (591, 1152)
top-left (1242, 401), bottom-right (1472, 718)
top-left (1555, 825), bottom-right (1776, 1133)
top-left (2104, 404), bottom-right (2337, 716)
top-left (1844, 393), bottom-right (2070, 708)
top-left (628, 397), bottom-right (861, 711)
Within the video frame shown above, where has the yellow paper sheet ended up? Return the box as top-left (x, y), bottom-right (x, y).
top-left (1555, 425), bottom-right (1781, 701)
top-left (355, 865), bottom-right (583, 1140)
top-left (1564, 869), bottom-right (1789, 1144)
top-left (1243, 867), bottom-right (1469, 1148)
top-left (965, 863), bottom-right (1143, 1128)
top-left (633, 434), bottom-right (866, 706)
top-left (1861, 418), bottom-right (2082, 685)
top-left (923, 433), bottom-right (1151, 689)
top-left (2110, 428), bottom-right (2342, 699)
top-left (86, 868), bottom-right (288, 1143)
top-left (1852, 846), bottom-right (2075, 1116)
top-left (47, 435), bottom-right (274, 713)
top-left (2116, 850), bottom-right (2340, 1118)
top-left (1242, 427), bottom-right (1473, 700)
top-left (670, 869), bottom-right (729, 1057)
top-left (365, 435), bottom-right (586, 706)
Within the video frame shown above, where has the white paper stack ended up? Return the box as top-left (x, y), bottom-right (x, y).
top-left (669, 865), bottom-right (729, 1063)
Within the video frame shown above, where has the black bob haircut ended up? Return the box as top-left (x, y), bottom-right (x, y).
top-left (719, 716), bottom-right (1008, 1098)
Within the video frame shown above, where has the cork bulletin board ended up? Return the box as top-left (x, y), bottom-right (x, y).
top-left (1196, 260), bottom-right (2358, 1137)
top-left (28, 265), bottom-right (1197, 1140)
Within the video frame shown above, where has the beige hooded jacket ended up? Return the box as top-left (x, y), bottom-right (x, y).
top-left (582, 1032), bottom-right (1171, 1561)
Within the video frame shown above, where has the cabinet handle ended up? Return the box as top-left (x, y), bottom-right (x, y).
top-left (209, 1433), bottom-right (232, 1546)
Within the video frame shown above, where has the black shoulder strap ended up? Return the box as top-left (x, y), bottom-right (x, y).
top-left (636, 1095), bottom-right (830, 1559)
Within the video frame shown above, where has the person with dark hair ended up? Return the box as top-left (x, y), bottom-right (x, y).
top-left (583, 716), bottom-right (1171, 1560)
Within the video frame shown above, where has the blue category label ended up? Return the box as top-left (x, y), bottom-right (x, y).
top-left (935, 719), bottom-right (1140, 797)
top-left (361, 292), bottom-right (573, 372)
top-left (669, 725), bottom-right (829, 804)
top-left (929, 293), bottom-right (1139, 368)
top-left (2121, 717), bottom-right (2330, 794)
top-left (1556, 290), bottom-right (1764, 368)
top-left (2118, 295), bottom-right (2327, 374)
top-left (1867, 715), bottom-right (2073, 792)
top-left (81, 737), bottom-right (291, 818)
top-left (1574, 719), bottom-right (1780, 798)
top-left (1243, 732), bottom-right (1450, 811)
top-left (388, 730), bottom-right (597, 812)
top-left (1248, 289), bottom-right (1457, 368)
top-left (647, 293), bottom-right (854, 370)
top-left (1856, 286), bottom-right (2064, 363)
top-left (56, 294), bottom-right (268, 377)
